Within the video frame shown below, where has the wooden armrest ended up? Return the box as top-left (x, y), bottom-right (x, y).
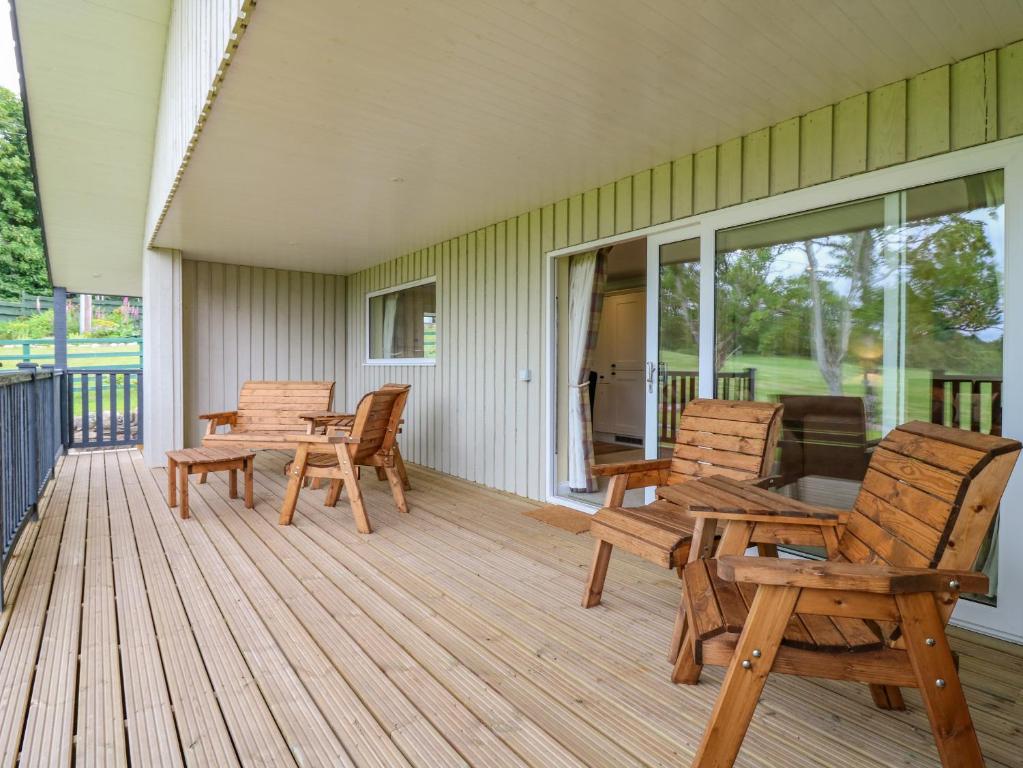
top-left (299, 411), bottom-right (353, 423)
top-left (591, 458), bottom-right (672, 477)
top-left (741, 474), bottom-right (785, 490)
top-left (292, 433), bottom-right (360, 444)
top-left (717, 556), bottom-right (988, 595)
top-left (689, 506), bottom-right (848, 527)
top-left (198, 411), bottom-right (237, 423)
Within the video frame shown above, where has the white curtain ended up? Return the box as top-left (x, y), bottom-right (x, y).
top-left (382, 293), bottom-right (399, 358)
top-left (567, 249), bottom-right (608, 492)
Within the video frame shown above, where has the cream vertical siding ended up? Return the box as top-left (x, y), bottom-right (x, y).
top-left (145, 0), bottom-right (251, 239)
top-left (343, 41), bottom-right (1023, 500)
top-left (344, 223), bottom-right (548, 499)
top-left (181, 261), bottom-right (347, 446)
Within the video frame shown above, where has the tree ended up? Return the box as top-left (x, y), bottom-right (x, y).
top-left (0, 86), bottom-right (49, 299)
top-left (802, 229), bottom-right (879, 395)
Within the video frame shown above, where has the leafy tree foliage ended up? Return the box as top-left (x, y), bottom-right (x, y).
top-left (696, 210), bottom-right (1004, 389)
top-left (0, 86), bottom-right (49, 299)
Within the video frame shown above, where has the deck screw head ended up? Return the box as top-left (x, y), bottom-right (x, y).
top-left (752, 649), bottom-right (762, 658)
top-left (948, 579), bottom-right (960, 590)
top-left (925, 638), bottom-right (936, 647)
top-left (741, 659), bottom-right (752, 670)
top-left (935, 678), bottom-right (946, 689)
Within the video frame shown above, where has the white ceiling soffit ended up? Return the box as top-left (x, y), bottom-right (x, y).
top-left (155, 0), bottom-right (1023, 275)
top-left (16, 0), bottom-right (170, 296)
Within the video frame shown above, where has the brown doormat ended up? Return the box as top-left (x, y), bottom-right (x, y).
top-left (523, 504), bottom-right (592, 534)
top-left (593, 441), bottom-right (624, 455)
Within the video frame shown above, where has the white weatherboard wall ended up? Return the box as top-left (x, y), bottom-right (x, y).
top-left (181, 261), bottom-right (347, 446)
top-left (146, 0), bottom-right (250, 238)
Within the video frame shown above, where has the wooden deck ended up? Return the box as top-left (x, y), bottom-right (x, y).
top-left (0, 449), bottom-right (1020, 767)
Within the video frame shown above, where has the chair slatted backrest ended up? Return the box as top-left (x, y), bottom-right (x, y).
top-left (235, 381), bottom-right (335, 433)
top-left (668, 399), bottom-right (784, 484)
top-left (778, 395), bottom-right (871, 483)
top-left (349, 384), bottom-right (410, 464)
top-left (837, 421), bottom-right (1020, 571)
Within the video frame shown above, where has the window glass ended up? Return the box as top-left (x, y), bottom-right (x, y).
top-left (715, 170), bottom-right (1004, 599)
top-left (368, 281), bottom-right (437, 360)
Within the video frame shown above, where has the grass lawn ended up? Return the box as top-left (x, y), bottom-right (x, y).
top-left (0, 341), bottom-right (141, 416)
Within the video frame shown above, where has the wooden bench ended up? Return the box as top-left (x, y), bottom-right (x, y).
top-left (200, 380), bottom-right (336, 450)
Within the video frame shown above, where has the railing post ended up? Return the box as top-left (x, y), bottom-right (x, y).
top-left (53, 286), bottom-right (68, 370)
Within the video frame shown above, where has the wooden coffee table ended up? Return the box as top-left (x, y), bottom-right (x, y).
top-left (166, 447), bottom-right (255, 519)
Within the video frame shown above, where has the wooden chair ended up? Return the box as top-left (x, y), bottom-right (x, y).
top-left (582, 399), bottom-right (783, 610)
top-left (674, 421), bottom-right (1020, 767)
top-left (296, 382), bottom-right (411, 491)
top-left (777, 394), bottom-right (877, 490)
top-left (278, 385), bottom-right (411, 533)
top-left (200, 380), bottom-right (335, 450)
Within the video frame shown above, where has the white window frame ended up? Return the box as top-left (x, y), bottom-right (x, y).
top-left (364, 276), bottom-right (438, 366)
top-left (544, 135), bottom-right (1023, 642)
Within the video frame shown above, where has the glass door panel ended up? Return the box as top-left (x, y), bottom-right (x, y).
top-left (713, 170), bottom-right (1005, 600)
top-left (656, 238), bottom-right (701, 456)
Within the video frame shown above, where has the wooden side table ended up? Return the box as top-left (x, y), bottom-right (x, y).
top-left (166, 447), bottom-right (255, 519)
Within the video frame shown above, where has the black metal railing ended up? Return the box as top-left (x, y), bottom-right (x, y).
top-left (0, 367), bottom-right (65, 610)
top-left (658, 367), bottom-right (756, 443)
top-left (66, 368), bottom-right (143, 448)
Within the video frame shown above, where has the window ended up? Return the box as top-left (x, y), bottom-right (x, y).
top-left (366, 278), bottom-right (437, 363)
top-left (715, 170), bottom-right (1004, 599)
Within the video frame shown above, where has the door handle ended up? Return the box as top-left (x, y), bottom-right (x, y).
top-left (646, 361), bottom-right (656, 393)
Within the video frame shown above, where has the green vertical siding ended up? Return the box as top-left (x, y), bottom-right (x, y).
top-left (339, 39), bottom-right (1023, 500)
top-left (741, 128), bottom-right (770, 202)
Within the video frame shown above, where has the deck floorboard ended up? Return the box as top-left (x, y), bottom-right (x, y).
top-left (0, 448), bottom-right (1019, 767)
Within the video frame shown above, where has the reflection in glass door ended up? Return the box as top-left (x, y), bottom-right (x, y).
top-left (656, 238), bottom-right (701, 456)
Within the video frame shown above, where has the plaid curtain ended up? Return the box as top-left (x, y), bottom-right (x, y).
top-left (567, 248), bottom-right (609, 492)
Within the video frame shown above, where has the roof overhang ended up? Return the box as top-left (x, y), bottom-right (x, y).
top-left (153, 1), bottom-right (1023, 275)
top-left (13, 0), bottom-right (170, 296)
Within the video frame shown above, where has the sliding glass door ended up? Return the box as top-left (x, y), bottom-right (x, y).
top-left (714, 169), bottom-right (1004, 598)
top-left (646, 235), bottom-right (702, 463)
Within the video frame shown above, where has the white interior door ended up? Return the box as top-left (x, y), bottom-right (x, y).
top-left (592, 291), bottom-right (645, 438)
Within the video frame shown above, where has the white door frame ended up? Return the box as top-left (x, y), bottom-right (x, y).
top-left (545, 135), bottom-right (1023, 641)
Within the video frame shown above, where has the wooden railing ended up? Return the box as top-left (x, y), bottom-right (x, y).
top-left (0, 367), bottom-right (65, 610)
top-left (658, 368), bottom-right (756, 443)
top-left (931, 371), bottom-right (1002, 436)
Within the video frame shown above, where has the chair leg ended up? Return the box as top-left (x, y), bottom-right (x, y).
top-left (869, 684), bottom-right (906, 711)
top-left (279, 444), bottom-right (309, 526)
top-left (692, 585), bottom-right (800, 767)
top-left (198, 471), bottom-right (208, 484)
top-left (385, 467), bottom-right (409, 513)
top-left (582, 539), bottom-right (613, 608)
top-left (376, 467), bottom-right (387, 481)
top-left (325, 479), bottom-right (344, 507)
top-left (755, 543), bottom-right (778, 557)
top-left (337, 446), bottom-right (371, 534)
top-left (897, 592), bottom-right (984, 767)
top-left (670, 520), bottom-right (716, 664)
top-left (671, 622), bottom-right (702, 685)
top-left (668, 592), bottom-right (688, 664)
top-left (392, 444), bottom-right (411, 490)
